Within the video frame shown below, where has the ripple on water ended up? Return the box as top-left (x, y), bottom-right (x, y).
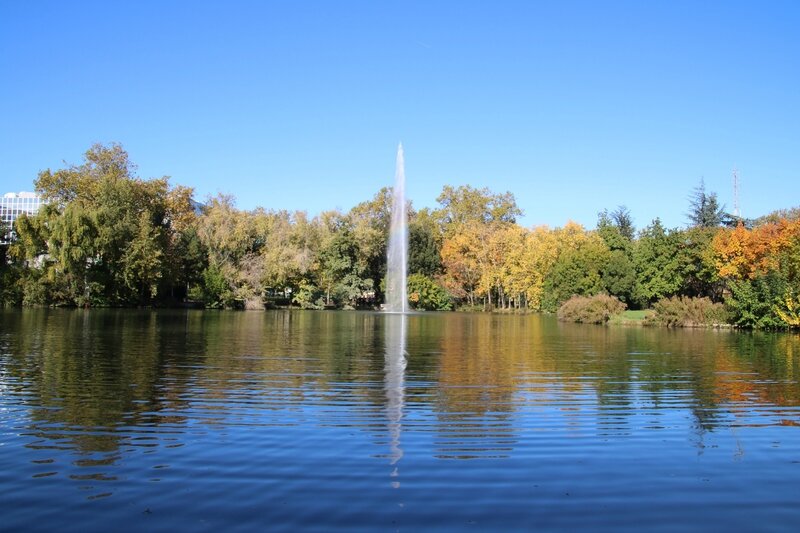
top-left (2, 310), bottom-right (800, 531)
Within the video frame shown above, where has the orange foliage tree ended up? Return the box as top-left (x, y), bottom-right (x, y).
top-left (712, 221), bottom-right (798, 280)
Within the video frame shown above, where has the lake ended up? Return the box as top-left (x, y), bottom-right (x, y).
top-left (1, 309), bottom-right (800, 531)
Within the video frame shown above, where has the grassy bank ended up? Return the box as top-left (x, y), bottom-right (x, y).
top-left (608, 310), bottom-right (653, 325)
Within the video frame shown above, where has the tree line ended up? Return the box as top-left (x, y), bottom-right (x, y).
top-left (1, 144), bottom-right (799, 328)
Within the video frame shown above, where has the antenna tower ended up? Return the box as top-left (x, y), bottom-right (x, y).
top-left (732, 168), bottom-right (740, 218)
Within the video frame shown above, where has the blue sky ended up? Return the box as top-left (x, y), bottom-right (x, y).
top-left (1, 0), bottom-right (798, 230)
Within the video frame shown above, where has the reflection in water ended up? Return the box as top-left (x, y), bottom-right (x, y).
top-left (3, 310), bottom-right (800, 531)
top-left (384, 313), bottom-right (407, 488)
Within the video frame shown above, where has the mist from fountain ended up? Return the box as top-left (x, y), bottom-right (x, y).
top-left (385, 143), bottom-right (408, 313)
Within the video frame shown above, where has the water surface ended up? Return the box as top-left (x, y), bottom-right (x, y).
top-left (2, 309), bottom-right (800, 531)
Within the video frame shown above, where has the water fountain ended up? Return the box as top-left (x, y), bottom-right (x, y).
top-left (385, 143), bottom-right (408, 313)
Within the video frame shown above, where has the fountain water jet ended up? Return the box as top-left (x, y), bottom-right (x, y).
top-left (385, 143), bottom-right (408, 313)
top-left (384, 145), bottom-right (409, 487)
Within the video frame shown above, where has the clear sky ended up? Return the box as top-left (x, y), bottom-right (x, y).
top-left (1, 0), bottom-right (798, 230)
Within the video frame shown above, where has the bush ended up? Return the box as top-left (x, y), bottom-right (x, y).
top-left (407, 273), bottom-right (452, 311)
top-left (557, 294), bottom-right (626, 324)
top-left (644, 296), bottom-right (728, 327)
top-left (291, 281), bottom-right (324, 309)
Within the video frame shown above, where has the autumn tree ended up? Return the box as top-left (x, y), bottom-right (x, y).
top-left (35, 142), bottom-right (135, 206)
top-left (440, 222), bottom-right (484, 306)
top-left (195, 194), bottom-right (259, 307)
top-left (434, 185), bottom-right (522, 235)
top-left (347, 188), bottom-right (393, 302)
top-left (162, 185), bottom-right (205, 300)
top-left (713, 219), bottom-right (800, 328)
top-left (712, 221), bottom-right (791, 281)
top-left (511, 225), bottom-right (561, 310)
top-left (474, 223), bottom-right (518, 309)
top-left (541, 223), bottom-right (610, 311)
top-left (490, 224), bottom-right (532, 309)
top-left (256, 209), bottom-right (318, 299)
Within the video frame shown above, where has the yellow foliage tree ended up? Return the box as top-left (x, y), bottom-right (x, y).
top-left (506, 225), bottom-right (560, 310)
top-left (775, 291), bottom-right (800, 328)
top-left (440, 222), bottom-right (484, 306)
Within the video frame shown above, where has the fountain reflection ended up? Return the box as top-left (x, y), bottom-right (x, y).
top-left (384, 313), bottom-right (407, 487)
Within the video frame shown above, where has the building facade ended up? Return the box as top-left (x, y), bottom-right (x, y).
top-left (1, 192), bottom-right (43, 243)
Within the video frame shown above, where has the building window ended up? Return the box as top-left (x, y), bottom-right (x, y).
top-left (1, 192), bottom-right (43, 243)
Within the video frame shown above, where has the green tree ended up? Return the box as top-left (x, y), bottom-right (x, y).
top-left (597, 208), bottom-right (635, 303)
top-left (598, 207), bottom-right (634, 251)
top-left (0, 218), bottom-right (22, 305)
top-left (602, 250), bottom-right (636, 304)
top-left (688, 179), bottom-right (724, 228)
top-left (347, 188), bottom-right (393, 302)
top-left (161, 185), bottom-right (204, 300)
top-left (48, 202), bottom-right (100, 305)
top-left (0, 217), bottom-right (9, 245)
top-left (610, 205), bottom-right (635, 241)
top-left (121, 211), bottom-right (164, 302)
top-left (315, 212), bottom-right (372, 308)
top-left (632, 219), bottom-right (683, 306)
top-left (200, 262), bottom-right (235, 308)
top-left (172, 226), bottom-right (207, 301)
top-left (542, 231), bottom-right (610, 311)
top-left (675, 227), bottom-right (722, 300)
top-left (408, 207), bottom-right (442, 276)
top-left (726, 272), bottom-right (787, 329)
top-left (15, 143), bottom-right (195, 306)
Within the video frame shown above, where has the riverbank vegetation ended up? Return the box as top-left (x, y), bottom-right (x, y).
top-left (2, 144), bottom-right (799, 330)
top-left (557, 294), bottom-right (626, 324)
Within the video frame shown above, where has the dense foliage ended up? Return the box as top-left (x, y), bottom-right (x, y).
top-left (2, 144), bottom-right (799, 329)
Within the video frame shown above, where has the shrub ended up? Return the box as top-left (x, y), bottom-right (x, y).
top-left (557, 294), bottom-right (626, 324)
top-left (644, 296), bottom-right (728, 327)
top-left (291, 281), bottom-right (324, 310)
top-left (407, 273), bottom-right (453, 311)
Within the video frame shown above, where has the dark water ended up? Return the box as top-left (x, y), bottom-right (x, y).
top-left (2, 310), bottom-right (800, 532)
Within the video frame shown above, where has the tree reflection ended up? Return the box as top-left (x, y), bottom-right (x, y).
top-left (2, 308), bottom-right (800, 482)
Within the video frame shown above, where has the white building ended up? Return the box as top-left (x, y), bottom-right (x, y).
top-left (1, 191), bottom-right (43, 243)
